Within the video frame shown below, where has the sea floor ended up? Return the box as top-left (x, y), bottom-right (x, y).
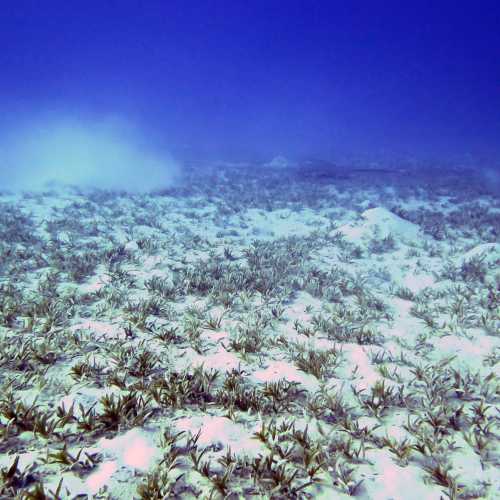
top-left (0, 164), bottom-right (498, 499)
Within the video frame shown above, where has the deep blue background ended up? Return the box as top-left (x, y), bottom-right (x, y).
top-left (1, 1), bottom-right (499, 164)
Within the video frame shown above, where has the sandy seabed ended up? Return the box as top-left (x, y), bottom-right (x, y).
top-left (0, 163), bottom-right (498, 499)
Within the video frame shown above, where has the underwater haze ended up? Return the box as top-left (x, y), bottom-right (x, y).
top-left (0, 2), bottom-right (500, 499)
top-left (0, 1), bottom-right (499, 184)
top-left (0, 115), bottom-right (180, 192)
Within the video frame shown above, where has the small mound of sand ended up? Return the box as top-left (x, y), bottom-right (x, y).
top-left (338, 207), bottom-right (422, 243)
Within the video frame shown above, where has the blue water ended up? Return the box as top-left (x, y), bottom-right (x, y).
top-left (0, 1), bottom-right (499, 191)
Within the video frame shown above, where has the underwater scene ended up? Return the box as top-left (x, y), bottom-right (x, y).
top-left (0, 2), bottom-right (499, 499)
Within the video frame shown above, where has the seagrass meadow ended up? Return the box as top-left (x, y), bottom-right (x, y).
top-left (0, 163), bottom-right (499, 499)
